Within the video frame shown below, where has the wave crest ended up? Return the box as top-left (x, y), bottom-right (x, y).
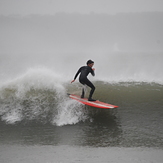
top-left (0, 68), bottom-right (88, 126)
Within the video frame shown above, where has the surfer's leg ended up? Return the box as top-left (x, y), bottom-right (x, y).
top-left (89, 86), bottom-right (95, 101)
top-left (81, 86), bottom-right (85, 98)
top-left (85, 80), bottom-right (96, 101)
top-left (79, 80), bottom-right (86, 98)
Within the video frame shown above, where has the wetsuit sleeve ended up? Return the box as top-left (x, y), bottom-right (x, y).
top-left (74, 67), bottom-right (81, 80)
top-left (91, 68), bottom-right (95, 76)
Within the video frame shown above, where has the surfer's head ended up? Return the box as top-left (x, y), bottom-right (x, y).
top-left (87, 60), bottom-right (94, 67)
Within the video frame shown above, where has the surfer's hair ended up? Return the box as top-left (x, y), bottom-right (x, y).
top-left (87, 60), bottom-right (94, 65)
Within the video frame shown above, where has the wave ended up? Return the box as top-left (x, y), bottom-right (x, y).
top-left (0, 67), bottom-right (162, 126)
top-left (0, 68), bottom-right (88, 126)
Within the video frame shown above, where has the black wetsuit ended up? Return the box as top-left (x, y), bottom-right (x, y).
top-left (74, 66), bottom-right (95, 99)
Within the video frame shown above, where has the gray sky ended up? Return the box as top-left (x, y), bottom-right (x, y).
top-left (0, 0), bottom-right (163, 16)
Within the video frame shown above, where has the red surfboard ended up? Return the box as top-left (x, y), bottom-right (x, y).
top-left (68, 94), bottom-right (118, 109)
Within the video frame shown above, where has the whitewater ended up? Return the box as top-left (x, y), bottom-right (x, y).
top-left (0, 67), bottom-right (87, 126)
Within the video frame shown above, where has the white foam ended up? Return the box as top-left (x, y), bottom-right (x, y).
top-left (0, 67), bottom-right (89, 125)
top-left (53, 97), bottom-right (87, 126)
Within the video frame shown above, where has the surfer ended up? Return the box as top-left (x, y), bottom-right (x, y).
top-left (71, 60), bottom-right (96, 101)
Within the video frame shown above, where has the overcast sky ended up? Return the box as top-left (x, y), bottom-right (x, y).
top-left (0, 0), bottom-right (163, 16)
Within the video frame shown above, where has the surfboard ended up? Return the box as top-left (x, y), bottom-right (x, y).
top-left (68, 94), bottom-right (118, 109)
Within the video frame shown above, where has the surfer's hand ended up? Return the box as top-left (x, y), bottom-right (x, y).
top-left (71, 80), bottom-right (75, 83)
top-left (92, 68), bottom-right (95, 71)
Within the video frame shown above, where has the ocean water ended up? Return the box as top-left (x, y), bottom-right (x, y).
top-left (0, 53), bottom-right (163, 162)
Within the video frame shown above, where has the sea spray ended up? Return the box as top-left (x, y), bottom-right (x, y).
top-left (54, 99), bottom-right (87, 126)
top-left (0, 67), bottom-right (88, 125)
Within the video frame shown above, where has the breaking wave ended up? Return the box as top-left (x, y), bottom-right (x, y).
top-left (0, 68), bottom-right (88, 126)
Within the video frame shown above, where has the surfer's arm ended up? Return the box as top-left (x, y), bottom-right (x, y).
top-left (71, 67), bottom-right (81, 83)
top-left (91, 68), bottom-right (95, 76)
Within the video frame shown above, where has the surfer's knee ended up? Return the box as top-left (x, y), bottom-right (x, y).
top-left (92, 85), bottom-right (95, 91)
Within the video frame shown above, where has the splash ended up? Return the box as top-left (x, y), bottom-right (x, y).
top-left (54, 99), bottom-right (88, 126)
top-left (0, 67), bottom-right (88, 126)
